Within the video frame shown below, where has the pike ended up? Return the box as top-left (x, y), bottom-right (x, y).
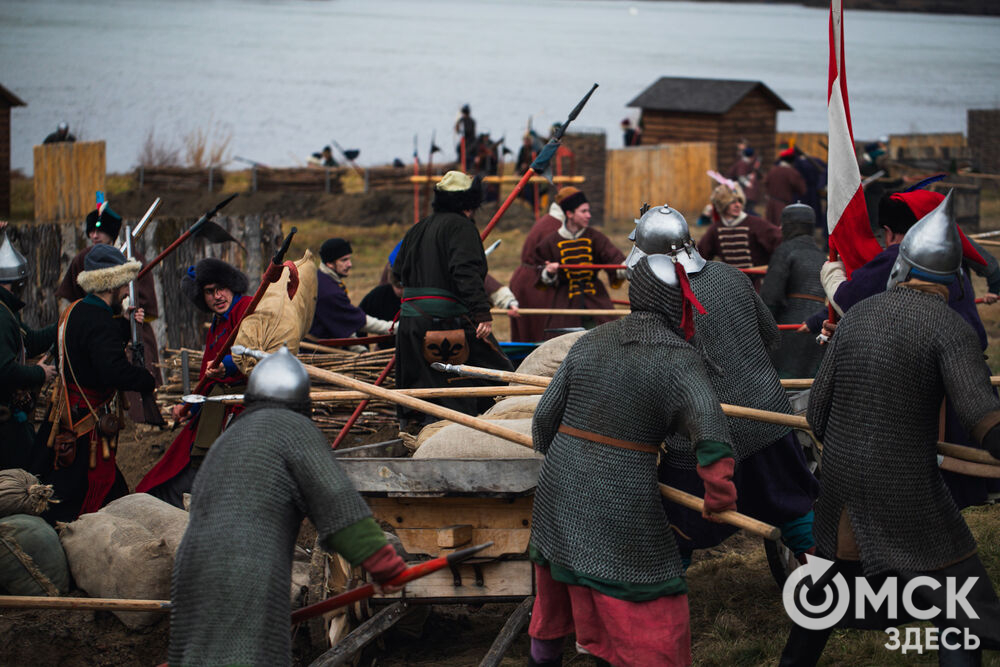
top-left (549, 262), bottom-right (767, 276)
top-left (435, 363), bottom-right (1000, 469)
top-left (136, 193), bottom-right (240, 281)
top-left (232, 346), bottom-right (779, 540)
top-left (290, 541), bottom-right (494, 624)
top-left (176, 227), bottom-right (298, 423)
top-left (479, 84), bottom-right (599, 242)
top-left (124, 224), bottom-right (166, 426)
top-left (181, 384), bottom-right (545, 405)
top-left (116, 197), bottom-right (160, 254)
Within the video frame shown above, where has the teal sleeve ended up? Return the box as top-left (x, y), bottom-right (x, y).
top-left (321, 516), bottom-right (388, 566)
top-left (694, 439), bottom-right (734, 467)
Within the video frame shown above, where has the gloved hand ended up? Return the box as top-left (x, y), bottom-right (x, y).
top-left (696, 457), bottom-right (737, 521)
top-left (362, 543), bottom-right (407, 594)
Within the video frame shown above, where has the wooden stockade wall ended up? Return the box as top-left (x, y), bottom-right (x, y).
top-left (136, 166), bottom-right (226, 192)
top-left (888, 132), bottom-right (967, 161)
top-left (563, 131), bottom-right (606, 223)
top-left (253, 167), bottom-right (345, 193)
top-left (33, 141), bottom-right (105, 222)
top-left (968, 109), bottom-right (1000, 174)
top-left (604, 142), bottom-right (714, 222)
top-left (775, 132), bottom-right (828, 162)
top-left (9, 214), bottom-right (282, 351)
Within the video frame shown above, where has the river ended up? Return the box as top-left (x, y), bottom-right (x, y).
top-left (1, 0), bottom-right (998, 173)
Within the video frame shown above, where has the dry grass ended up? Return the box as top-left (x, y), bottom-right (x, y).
top-left (136, 128), bottom-right (181, 167)
top-left (183, 122), bottom-right (233, 169)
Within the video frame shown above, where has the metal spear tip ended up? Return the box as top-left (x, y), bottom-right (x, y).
top-left (182, 394), bottom-right (208, 404)
top-left (430, 362), bottom-right (455, 373)
top-left (445, 541), bottom-right (495, 563)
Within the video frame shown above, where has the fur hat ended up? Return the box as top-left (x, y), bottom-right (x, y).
top-left (432, 170), bottom-right (483, 214)
top-left (85, 202), bottom-right (123, 241)
top-left (879, 190), bottom-right (944, 234)
top-left (555, 187), bottom-right (588, 214)
top-left (320, 238), bottom-right (352, 264)
top-left (76, 244), bottom-right (140, 294)
top-left (181, 258), bottom-right (249, 313)
top-left (710, 183), bottom-right (746, 216)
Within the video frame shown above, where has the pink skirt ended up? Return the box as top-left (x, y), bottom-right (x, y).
top-left (528, 564), bottom-right (691, 666)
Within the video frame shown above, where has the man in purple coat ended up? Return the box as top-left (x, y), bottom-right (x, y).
top-left (309, 238), bottom-right (393, 341)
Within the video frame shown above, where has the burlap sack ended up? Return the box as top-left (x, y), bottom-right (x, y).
top-left (411, 418), bottom-right (541, 459)
top-left (481, 395), bottom-right (541, 420)
top-left (234, 250), bottom-right (319, 374)
top-left (0, 469), bottom-right (56, 517)
top-left (59, 494), bottom-right (188, 629)
top-left (515, 330), bottom-right (586, 379)
top-left (399, 419), bottom-right (455, 452)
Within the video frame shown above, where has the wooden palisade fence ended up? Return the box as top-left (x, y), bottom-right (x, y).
top-left (33, 141), bottom-right (106, 222)
top-left (604, 142), bottom-right (714, 222)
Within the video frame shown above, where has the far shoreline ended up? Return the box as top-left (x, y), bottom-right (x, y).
top-left (633, 0), bottom-right (999, 18)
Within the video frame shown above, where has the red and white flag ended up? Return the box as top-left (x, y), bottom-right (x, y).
top-left (827, 0), bottom-right (882, 275)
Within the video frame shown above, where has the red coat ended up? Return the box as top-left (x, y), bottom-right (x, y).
top-left (136, 295), bottom-right (252, 494)
top-left (509, 214), bottom-right (563, 342)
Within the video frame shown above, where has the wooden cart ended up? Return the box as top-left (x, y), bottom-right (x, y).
top-left (307, 440), bottom-right (541, 667)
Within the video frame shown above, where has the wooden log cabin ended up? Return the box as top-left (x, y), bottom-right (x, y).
top-left (0, 84), bottom-right (26, 218)
top-left (627, 77), bottom-right (792, 173)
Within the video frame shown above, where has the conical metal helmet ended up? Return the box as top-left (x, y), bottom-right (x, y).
top-left (887, 190), bottom-right (963, 290)
top-left (626, 204), bottom-right (705, 277)
top-left (245, 345), bottom-right (311, 405)
top-left (0, 231), bottom-right (28, 283)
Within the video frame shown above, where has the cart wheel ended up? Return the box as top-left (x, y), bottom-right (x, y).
top-left (764, 538), bottom-right (800, 589)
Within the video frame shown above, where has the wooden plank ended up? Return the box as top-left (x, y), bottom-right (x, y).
top-left (394, 527), bottom-right (530, 558)
top-left (437, 524), bottom-right (474, 548)
top-left (310, 602), bottom-right (416, 667)
top-left (375, 559), bottom-right (533, 599)
top-left (479, 596), bottom-right (534, 667)
top-left (33, 141), bottom-right (105, 222)
top-left (368, 496), bottom-right (533, 530)
top-left (605, 142), bottom-right (713, 222)
top-left (341, 458), bottom-right (541, 495)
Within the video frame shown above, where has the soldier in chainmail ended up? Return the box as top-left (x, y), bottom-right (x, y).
top-left (168, 347), bottom-right (406, 666)
top-left (780, 192), bottom-right (1000, 665)
top-left (759, 203), bottom-right (826, 378)
top-left (628, 205), bottom-right (818, 565)
top-left (527, 254), bottom-right (737, 667)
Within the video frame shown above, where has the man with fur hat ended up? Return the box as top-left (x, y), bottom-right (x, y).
top-left (696, 183), bottom-right (782, 270)
top-left (393, 170), bottom-right (513, 425)
top-left (764, 147), bottom-right (807, 225)
top-left (137, 258), bottom-right (253, 507)
top-left (527, 253), bottom-right (737, 667)
top-left (780, 193), bottom-right (1000, 666)
top-left (39, 244), bottom-right (155, 522)
top-left (56, 200), bottom-right (164, 423)
top-left (759, 203), bottom-right (827, 378)
top-left (509, 190), bottom-right (570, 342)
top-left (169, 346), bottom-right (407, 666)
top-left (528, 187), bottom-right (627, 340)
top-left (0, 223), bottom-right (56, 471)
top-left (309, 237), bottom-right (393, 341)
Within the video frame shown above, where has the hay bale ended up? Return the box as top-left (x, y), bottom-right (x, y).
top-left (59, 494), bottom-right (189, 629)
top-left (0, 514), bottom-right (69, 596)
top-left (481, 395), bottom-right (540, 420)
top-left (411, 419), bottom-right (541, 459)
top-left (515, 331), bottom-right (586, 378)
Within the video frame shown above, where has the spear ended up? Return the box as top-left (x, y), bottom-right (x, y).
top-left (231, 346), bottom-right (779, 539)
top-left (176, 227), bottom-right (298, 422)
top-left (412, 134), bottom-right (420, 225)
top-left (116, 197), bottom-right (160, 254)
top-left (290, 541), bottom-right (494, 624)
top-left (434, 363), bottom-right (1000, 469)
top-left (479, 84), bottom-right (599, 242)
top-left (124, 223), bottom-right (166, 426)
top-left (136, 193), bottom-right (240, 281)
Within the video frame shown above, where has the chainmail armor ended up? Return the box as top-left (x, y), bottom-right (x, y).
top-left (759, 235), bottom-right (827, 378)
top-left (530, 259), bottom-right (731, 585)
top-left (664, 261), bottom-right (791, 467)
top-left (810, 286), bottom-right (1000, 575)
top-left (169, 404), bottom-right (372, 667)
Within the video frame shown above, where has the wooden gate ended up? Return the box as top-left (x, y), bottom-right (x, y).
top-left (604, 142), bottom-right (714, 223)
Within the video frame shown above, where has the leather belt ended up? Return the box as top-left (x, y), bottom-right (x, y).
top-left (558, 424), bottom-right (659, 454)
top-left (788, 292), bottom-right (826, 303)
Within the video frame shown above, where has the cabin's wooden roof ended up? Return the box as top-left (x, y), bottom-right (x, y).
top-left (627, 77), bottom-right (791, 114)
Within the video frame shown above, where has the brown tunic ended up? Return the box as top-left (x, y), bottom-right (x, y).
top-left (509, 214), bottom-right (563, 342)
top-left (696, 214), bottom-right (782, 269)
top-left (764, 163), bottom-right (807, 226)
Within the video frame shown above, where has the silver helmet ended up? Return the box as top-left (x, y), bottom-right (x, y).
top-left (625, 204), bottom-right (706, 276)
top-left (887, 190), bottom-right (962, 290)
top-left (0, 231), bottom-right (28, 283)
top-left (245, 345), bottom-right (311, 405)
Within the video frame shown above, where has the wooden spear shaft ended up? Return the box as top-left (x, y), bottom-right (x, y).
top-left (286, 358), bottom-right (779, 540)
top-left (777, 376), bottom-right (1000, 390)
top-left (434, 363), bottom-right (810, 430)
top-left (211, 384), bottom-right (547, 404)
top-left (0, 596), bottom-right (170, 613)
